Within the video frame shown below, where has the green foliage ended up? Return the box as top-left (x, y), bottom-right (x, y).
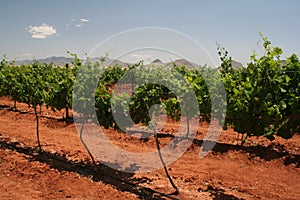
top-left (219, 34), bottom-right (300, 140)
top-left (99, 64), bottom-right (126, 86)
top-left (0, 34), bottom-right (299, 143)
top-left (45, 64), bottom-right (75, 112)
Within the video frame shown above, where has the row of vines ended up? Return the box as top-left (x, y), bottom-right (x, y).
top-left (0, 36), bottom-right (299, 151)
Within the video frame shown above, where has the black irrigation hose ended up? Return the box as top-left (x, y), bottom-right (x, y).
top-left (0, 139), bottom-right (179, 200)
top-left (152, 125), bottom-right (179, 195)
top-left (47, 154), bottom-right (179, 200)
top-left (78, 121), bottom-right (179, 195)
top-left (79, 125), bottom-right (95, 164)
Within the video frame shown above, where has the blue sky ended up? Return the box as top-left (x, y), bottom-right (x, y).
top-left (0, 0), bottom-right (299, 65)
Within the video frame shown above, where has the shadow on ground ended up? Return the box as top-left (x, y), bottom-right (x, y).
top-left (202, 185), bottom-right (244, 200)
top-left (0, 139), bottom-right (180, 200)
top-left (191, 138), bottom-right (300, 167)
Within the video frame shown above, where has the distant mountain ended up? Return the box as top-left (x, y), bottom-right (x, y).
top-left (280, 60), bottom-right (286, 67)
top-left (146, 58), bottom-right (200, 69)
top-left (167, 59), bottom-right (200, 69)
top-left (147, 59), bottom-right (164, 67)
top-left (13, 56), bottom-right (128, 67)
top-left (152, 59), bottom-right (162, 63)
top-left (12, 56), bottom-right (245, 70)
top-left (88, 57), bottom-right (128, 68)
top-left (14, 56), bottom-right (73, 66)
top-left (13, 56), bottom-right (202, 69)
top-left (232, 60), bottom-right (243, 70)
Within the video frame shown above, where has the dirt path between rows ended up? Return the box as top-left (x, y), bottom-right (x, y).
top-left (0, 97), bottom-right (299, 199)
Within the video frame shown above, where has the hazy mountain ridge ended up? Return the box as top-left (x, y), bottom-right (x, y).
top-left (14, 56), bottom-right (73, 66)
top-left (12, 56), bottom-right (244, 69)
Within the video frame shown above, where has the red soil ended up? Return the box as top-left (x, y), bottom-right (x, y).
top-left (0, 97), bottom-right (299, 199)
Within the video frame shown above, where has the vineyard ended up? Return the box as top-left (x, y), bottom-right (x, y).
top-left (0, 36), bottom-right (299, 143)
top-left (0, 36), bottom-right (300, 199)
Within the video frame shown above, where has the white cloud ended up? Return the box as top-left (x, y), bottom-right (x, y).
top-left (80, 18), bottom-right (90, 23)
top-left (27, 23), bottom-right (57, 39)
top-left (66, 18), bottom-right (90, 29)
top-left (17, 53), bottom-right (34, 60)
top-left (21, 53), bottom-right (33, 57)
top-left (131, 54), bottom-right (151, 60)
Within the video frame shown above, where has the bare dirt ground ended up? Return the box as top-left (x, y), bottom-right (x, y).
top-left (0, 96), bottom-right (299, 200)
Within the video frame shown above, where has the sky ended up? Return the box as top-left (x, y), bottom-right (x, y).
top-left (0, 0), bottom-right (299, 66)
